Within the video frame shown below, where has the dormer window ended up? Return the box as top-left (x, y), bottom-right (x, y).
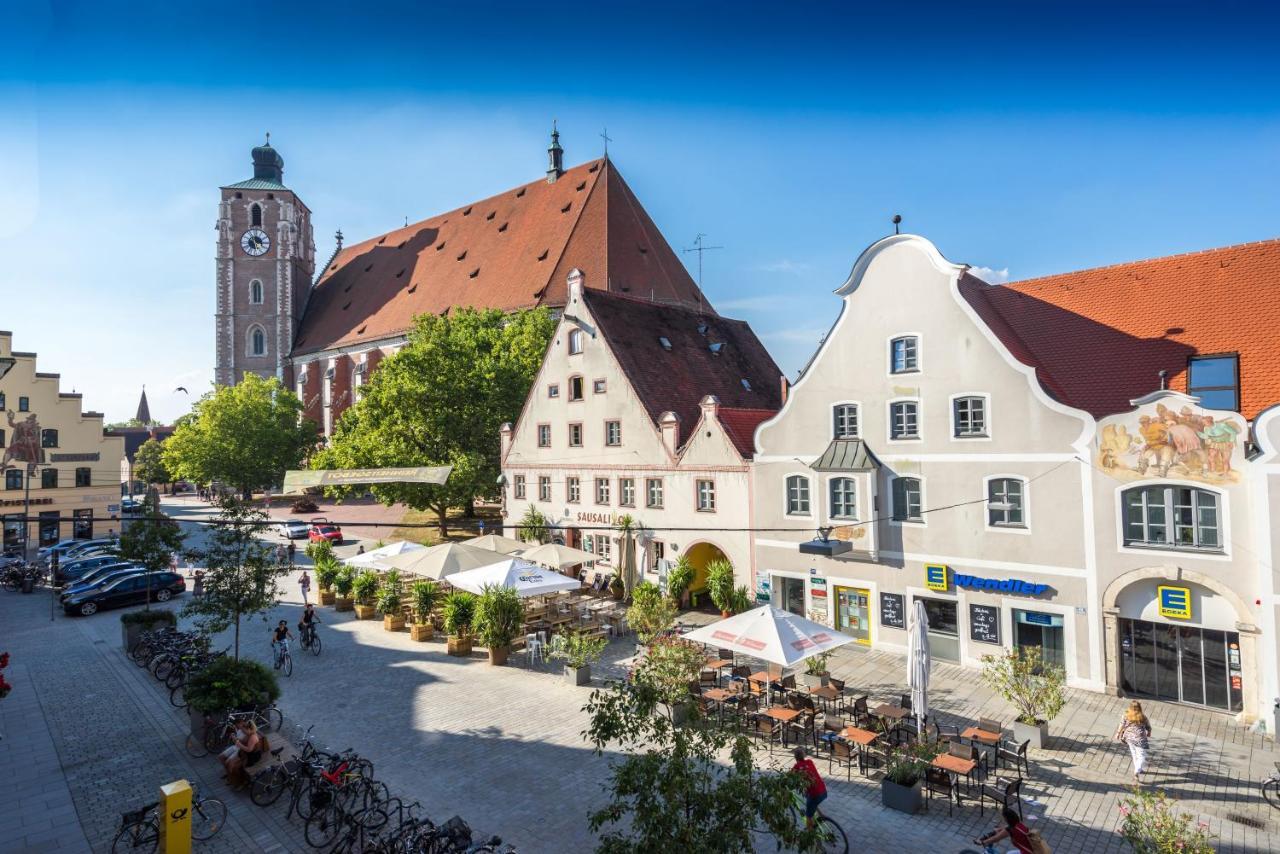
top-left (890, 336), bottom-right (919, 373)
top-left (568, 329), bottom-right (584, 354)
top-left (1187, 354), bottom-right (1239, 411)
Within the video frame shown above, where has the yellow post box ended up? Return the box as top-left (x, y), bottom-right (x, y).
top-left (158, 779), bottom-right (193, 854)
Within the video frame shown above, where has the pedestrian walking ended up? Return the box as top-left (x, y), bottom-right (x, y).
top-left (275, 543), bottom-right (287, 565)
top-left (287, 541), bottom-right (296, 566)
top-left (299, 570), bottom-right (311, 603)
top-left (356, 544), bottom-right (365, 555)
top-left (192, 570), bottom-right (205, 598)
top-left (1114, 700), bottom-right (1153, 783)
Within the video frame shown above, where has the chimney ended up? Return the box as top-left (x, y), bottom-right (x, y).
top-left (546, 122), bottom-right (564, 183)
top-left (659, 411), bottom-right (680, 459)
top-left (699, 395), bottom-right (720, 424)
top-left (780, 375), bottom-right (790, 404)
top-left (500, 422), bottom-right (513, 461)
top-left (567, 268), bottom-right (584, 304)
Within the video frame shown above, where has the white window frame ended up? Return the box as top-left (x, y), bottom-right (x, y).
top-left (887, 397), bottom-right (922, 443)
top-left (605, 420), bottom-right (621, 446)
top-left (983, 473), bottom-right (1029, 534)
top-left (1116, 481), bottom-right (1227, 556)
top-left (888, 473), bottom-right (926, 526)
top-left (619, 477), bottom-right (635, 507)
top-left (568, 329), bottom-right (584, 355)
top-left (595, 477), bottom-right (611, 505)
top-left (536, 423), bottom-right (551, 448)
top-left (568, 423), bottom-right (583, 447)
top-left (538, 476), bottom-right (551, 502)
top-left (593, 378), bottom-right (607, 394)
top-left (567, 476), bottom-right (581, 504)
top-left (831, 401), bottom-right (861, 440)
top-left (568, 375), bottom-right (584, 401)
top-left (646, 477), bottom-right (664, 509)
top-left (595, 534), bottom-right (613, 564)
top-left (827, 475), bottom-right (857, 520)
top-left (784, 473), bottom-right (813, 517)
top-left (887, 333), bottom-right (922, 375)
top-left (513, 474), bottom-right (526, 499)
top-left (949, 392), bottom-right (992, 441)
top-left (548, 384), bottom-right (560, 398)
top-left (696, 479), bottom-right (716, 512)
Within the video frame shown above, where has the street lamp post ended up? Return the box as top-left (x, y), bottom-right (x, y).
top-left (23, 461), bottom-right (36, 562)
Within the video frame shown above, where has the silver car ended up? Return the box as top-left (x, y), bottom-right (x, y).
top-left (278, 519), bottom-right (310, 539)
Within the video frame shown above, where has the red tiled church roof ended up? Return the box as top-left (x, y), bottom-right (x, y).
top-left (292, 159), bottom-right (706, 356)
top-left (717, 407), bottom-right (779, 459)
top-left (582, 289), bottom-right (782, 450)
top-left (959, 238), bottom-right (1280, 420)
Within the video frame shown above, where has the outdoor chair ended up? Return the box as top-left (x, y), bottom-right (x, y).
top-left (979, 776), bottom-right (1022, 818)
top-left (949, 741), bottom-right (978, 761)
top-left (978, 717), bottom-right (1003, 736)
top-left (752, 715), bottom-right (783, 752)
top-left (996, 738), bottom-right (1030, 779)
top-left (861, 738), bottom-right (890, 775)
top-left (935, 721), bottom-right (961, 746)
top-left (772, 674), bottom-right (796, 694)
top-left (524, 633), bottom-right (544, 666)
top-left (828, 738), bottom-right (857, 781)
top-left (888, 722), bottom-right (918, 747)
top-left (841, 695), bottom-right (871, 728)
top-left (717, 647), bottom-right (735, 663)
top-left (924, 766), bottom-right (956, 816)
top-left (730, 665), bottom-right (752, 684)
top-left (827, 676), bottom-right (846, 702)
top-left (816, 716), bottom-right (845, 754)
top-left (786, 709), bottom-right (817, 749)
top-left (736, 696), bottom-right (760, 731)
top-left (898, 694), bottom-right (912, 711)
top-left (699, 669), bottom-right (719, 690)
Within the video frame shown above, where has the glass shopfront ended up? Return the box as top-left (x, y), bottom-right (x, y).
top-left (835, 587), bottom-right (871, 645)
top-left (779, 576), bottom-right (806, 617)
top-left (38, 511), bottom-right (60, 546)
top-left (1014, 609), bottom-right (1064, 669)
top-left (917, 596), bottom-right (959, 662)
top-left (1119, 618), bottom-right (1243, 712)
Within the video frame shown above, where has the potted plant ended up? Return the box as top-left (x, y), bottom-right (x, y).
top-left (880, 742), bottom-right (933, 814)
top-left (627, 581), bottom-right (676, 652)
top-left (314, 558), bottom-right (339, 606)
top-left (518, 505), bottom-right (549, 544)
top-left (377, 570), bottom-right (405, 631)
top-left (352, 570), bottom-right (379, 620)
top-left (332, 566), bottom-right (355, 612)
top-left (665, 556), bottom-right (694, 609)
top-left (802, 651), bottom-right (832, 689)
top-left (634, 635), bottom-right (707, 724)
top-left (979, 646), bottom-right (1066, 749)
top-left (607, 572), bottom-right (624, 601)
top-left (730, 584), bottom-right (753, 615)
top-left (183, 656), bottom-right (280, 740)
top-left (1119, 787), bottom-right (1216, 853)
top-left (548, 630), bottom-right (609, 686)
top-left (409, 580), bottom-right (440, 641)
top-left (706, 559), bottom-right (736, 617)
top-left (305, 538), bottom-right (333, 565)
top-left (442, 590), bottom-right (476, 657)
top-left (474, 585), bottom-right (524, 665)
top-left (120, 608), bottom-right (177, 654)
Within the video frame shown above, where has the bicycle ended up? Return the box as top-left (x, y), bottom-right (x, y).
top-left (801, 804), bottom-right (848, 854)
top-left (300, 619), bottom-right (322, 656)
top-left (273, 639), bottom-right (293, 676)
top-left (1263, 760), bottom-right (1280, 809)
top-left (110, 790), bottom-right (226, 852)
top-left (186, 705), bottom-right (284, 758)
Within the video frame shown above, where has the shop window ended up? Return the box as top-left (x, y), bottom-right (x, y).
top-left (833, 404), bottom-right (859, 439)
top-left (41, 468), bottom-right (57, 488)
top-left (1123, 485), bottom-right (1221, 550)
top-left (829, 477), bottom-right (856, 519)
top-left (696, 479), bottom-right (716, 512)
top-left (889, 401), bottom-right (919, 440)
top-left (892, 477), bottom-right (922, 522)
top-left (953, 396), bottom-right (988, 437)
top-left (538, 476), bottom-right (551, 502)
top-left (73, 509), bottom-right (93, 539)
top-left (41, 428), bottom-right (59, 448)
top-left (987, 478), bottom-right (1025, 527)
top-left (513, 474), bottom-right (526, 499)
top-left (39, 511), bottom-right (60, 546)
top-left (1187, 354), bottom-right (1238, 411)
top-left (646, 478), bottom-right (664, 509)
top-left (651, 540), bottom-right (665, 572)
top-left (595, 535), bottom-right (613, 563)
top-left (890, 336), bottom-right (919, 373)
top-left (785, 475), bottom-right (810, 515)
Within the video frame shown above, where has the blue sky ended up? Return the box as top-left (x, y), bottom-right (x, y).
top-left (2, 1), bottom-right (1278, 423)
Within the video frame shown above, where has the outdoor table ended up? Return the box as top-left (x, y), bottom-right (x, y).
top-left (807, 684), bottom-right (840, 711)
top-left (871, 703), bottom-right (909, 731)
top-left (702, 687), bottom-right (737, 723)
top-left (838, 726), bottom-right (880, 773)
top-left (961, 726), bottom-right (1001, 746)
top-left (931, 752), bottom-right (978, 801)
top-left (763, 706), bottom-right (801, 746)
top-left (747, 670), bottom-right (772, 685)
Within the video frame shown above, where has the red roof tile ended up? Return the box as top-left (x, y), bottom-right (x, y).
top-left (959, 238), bottom-right (1280, 419)
top-left (292, 159), bottom-right (706, 356)
top-left (583, 289), bottom-right (782, 448)
top-left (716, 407), bottom-right (779, 459)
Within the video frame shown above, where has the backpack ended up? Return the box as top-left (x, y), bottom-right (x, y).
top-left (1025, 828), bottom-right (1052, 854)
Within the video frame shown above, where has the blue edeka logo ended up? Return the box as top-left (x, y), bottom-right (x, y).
top-left (924, 564), bottom-right (1050, 596)
top-left (925, 564), bottom-right (949, 591)
top-left (1157, 585), bottom-right (1191, 620)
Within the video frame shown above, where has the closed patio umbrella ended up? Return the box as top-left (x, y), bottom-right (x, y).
top-left (907, 599), bottom-right (931, 735)
top-left (447, 558), bottom-right (580, 598)
top-left (345, 540), bottom-right (425, 571)
top-left (381, 541), bottom-right (496, 580)
top-left (462, 534), bottom-right (528, 555)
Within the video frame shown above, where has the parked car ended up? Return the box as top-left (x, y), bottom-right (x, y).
top-left (278, 519), bottom-right (310, 540)
top-left (55, 554), bottom-right (124, 584)
top-left (121, 496), bottom-right (143, 514)
top-left (63, 571), bottom-right (185, 616)
top-left (308, 518), bottom-right (343, 544)
top-left (59, 538), bottom-right (119, 562)
top-left (60, 564), bottom-right (142, 599)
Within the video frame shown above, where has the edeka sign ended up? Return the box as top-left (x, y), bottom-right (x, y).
top-left (924, 565), bottom-right (1051, 597)
top-left (1157, 585), bottom-right (1192, 620)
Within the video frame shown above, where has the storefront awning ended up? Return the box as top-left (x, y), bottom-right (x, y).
top-left (809, 439), bottom-right (880, 472)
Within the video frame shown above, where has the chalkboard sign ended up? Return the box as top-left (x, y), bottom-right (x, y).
top-left (880, 593), bottom-right (906, 630)
top-left (969, 604), bottom-right (1001, 645)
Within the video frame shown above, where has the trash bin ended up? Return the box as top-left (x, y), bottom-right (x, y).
top-left (21, 575), bottom-right (34, 594)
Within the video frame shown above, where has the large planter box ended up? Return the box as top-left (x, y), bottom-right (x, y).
top-left (410, 623), bottom-right (433, 642)
top-left (1013, 719), bottom-right (1048, 750)
top-left (803, 672), bottom-right (830, 689)
top-left (488, 646), bottom-right (510, 666)
top-left (354, 604), bottom-right (377, 620)
top-left (447, 636), bottom-right (473, 657)
top-left (334, 597), bottom-right (353, 612)
top-left (670, 700), bottom-right (693, 726)
top-left (319, 590), bottom-right (336, 606)
top-left (565, 664), bottom-right (591, 686)
top-left (383, 615), bottom-right (405, 632)
top-left (881, 779), bottom-right (923, 814)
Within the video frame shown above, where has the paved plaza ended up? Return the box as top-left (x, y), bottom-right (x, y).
top-left (4, 549), bottom-right (1280, 852)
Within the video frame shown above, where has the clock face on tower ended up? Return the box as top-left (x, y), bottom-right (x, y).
top-left (241, 228), bottom-right (271, 256)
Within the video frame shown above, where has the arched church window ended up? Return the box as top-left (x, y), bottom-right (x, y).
top-left (251, 203), bottom-right (263, 227)
top-left (250, 328), bottom-right (266, 357)
top-left (250, 280), bottom-right (264, 304)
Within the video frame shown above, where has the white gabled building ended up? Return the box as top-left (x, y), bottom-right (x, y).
top-left (500, 271), bottom-right (783, 598)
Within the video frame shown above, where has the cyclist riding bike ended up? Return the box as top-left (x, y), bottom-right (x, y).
top-left (298, 604), bottom-right (320, 647)
top-left (271, 620), bottom-right (293, 662)
top-left (791, 747), bottom-right (827, 829)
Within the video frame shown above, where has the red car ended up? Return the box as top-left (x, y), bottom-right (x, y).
top-left (308, 518), bottom-right (344, 545)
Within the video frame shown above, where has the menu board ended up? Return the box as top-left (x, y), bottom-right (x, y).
top-left (880, 592), bottom-right (905, 629)
top-left (969, 604), bottom-right (1001, 645)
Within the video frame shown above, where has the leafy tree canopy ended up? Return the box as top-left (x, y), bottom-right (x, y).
top-left (162, 374), bottom-right (316, 495)
top-left (132, 437), bottom-right (171, 486)
top-left (314, 307), bottom-right (554, 534)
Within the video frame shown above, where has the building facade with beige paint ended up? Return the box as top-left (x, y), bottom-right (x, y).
top-left (0, 331), bottom-right (125, 554)
top-left (751, 234), bottom-right (1280, 725)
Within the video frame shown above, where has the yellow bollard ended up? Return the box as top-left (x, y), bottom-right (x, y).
top-left (158, 779), bottom-right (193, 854)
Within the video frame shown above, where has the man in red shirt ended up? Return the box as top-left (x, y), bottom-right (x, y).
top-left (974, 807), bottom-right (1035, 854)
top-left (791, 747), bottom-right (827, 827)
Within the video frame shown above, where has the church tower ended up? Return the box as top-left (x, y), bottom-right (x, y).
top-left (215, 137), bottom-right (315, 386)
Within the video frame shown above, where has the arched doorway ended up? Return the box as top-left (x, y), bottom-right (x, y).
top-left (683, 541), bottom-right (731, 608)
top-left (1103, 567), bottom-right (1258, 718)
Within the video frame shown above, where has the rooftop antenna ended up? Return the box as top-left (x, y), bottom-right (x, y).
top-left (1158, 369), bottom-right (1168, 390)
top-left (265, 131), bottom-right (270, 145)
top-left (682, 233), bottom-right (723, 288)
top-left (892, 214), bottom-right (902, 235)
top-left (600, 127), bottom-right (613, 157)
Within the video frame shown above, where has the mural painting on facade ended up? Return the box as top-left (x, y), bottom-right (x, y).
top-left (1097, 399), bottom-right (1244, 484)
top-left (2, 411), bottom-right (44, 469)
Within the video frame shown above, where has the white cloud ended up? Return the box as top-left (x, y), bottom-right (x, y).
top-left (970, 265), bottom-right (1010, 284)
top-left (758, 259), bottom-right (811, 275)
top-left (716, 295), bottom-right (785, 312)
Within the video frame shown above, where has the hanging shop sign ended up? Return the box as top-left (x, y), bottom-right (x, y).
top-left (925, 564), bottom-right (1051, 597)
top-left (1157, 585), bottom-right (1192, 620)
top-left (809, 577), bottom-right (828, 599)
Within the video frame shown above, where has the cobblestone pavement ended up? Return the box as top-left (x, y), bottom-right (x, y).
top-left (6, 567), bottom-right (1280, 853)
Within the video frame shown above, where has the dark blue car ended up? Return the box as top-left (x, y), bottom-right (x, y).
top-left (63, 571), bottom-right (185, 616)
top-left (60, 565), bottom-right (143, 601)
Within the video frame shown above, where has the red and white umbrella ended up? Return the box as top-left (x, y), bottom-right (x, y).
top-left (682, 605), bottom-right (854, 668)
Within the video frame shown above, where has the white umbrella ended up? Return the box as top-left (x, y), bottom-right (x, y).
top-left (462, 534), bottom-right (528, 555)
top-left (683, 605), bottom-right (855, 705)
top-left (907, 599), bottom-right (931, 735)
top-left (381, 542), bottom-right (497, 580)
top-left (518, 542), bottom-right (597, 570)
top-left (345, 540), bottom-right (425, 570)
top-left (447, 558), bottom-right (580, 598)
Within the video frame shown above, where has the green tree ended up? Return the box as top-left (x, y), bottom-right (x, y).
top-left (118, 492), bottom-right (187, 610)
top-left (314, 307), bottom-right (554, 535)
top-left (163, 374), bottom-right (316, 497)
top-left (132, 438), bottom-right (171, 491)
top-left (182, 498), bottom-right (289, 659)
